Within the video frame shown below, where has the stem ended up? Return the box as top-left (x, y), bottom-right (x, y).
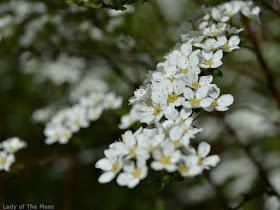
top-left (219, 113), bottom-right (280, 199)
top-left (243, 17), bottom-right (280, 108)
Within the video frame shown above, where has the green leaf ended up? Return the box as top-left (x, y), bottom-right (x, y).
top-left (213, 69), bottom-right (223, 77)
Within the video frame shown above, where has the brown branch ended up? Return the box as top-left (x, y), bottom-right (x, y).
top-left (243, 17), bottom-right (280, 108)
top-left (218, 112), bottom-right (280, 199)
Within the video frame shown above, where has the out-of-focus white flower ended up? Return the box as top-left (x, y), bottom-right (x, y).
top-left (0, 151), bottom-right (15, 171)
top-left (0, 137), bottom-right (26, 153)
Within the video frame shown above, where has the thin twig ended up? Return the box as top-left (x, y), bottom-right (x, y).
top-left (243, 17), bottom-right (280, 108)
top-left (218, 113), bottom-right (280, 199)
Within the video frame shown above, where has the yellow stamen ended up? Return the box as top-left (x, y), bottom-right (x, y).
top-left (172, 140), bottom-right (180, 147)
top-left (211, 100), bottom-right (218, 108)
top-left (112, 163), bottom-right (119, 173)
top-left (129, 148), bottom-right (136, 157)
top-left (0, 158), bottom-right (7, 166)
top-left (180, 69), bottom-right (188, 74)
top-left (9, 146), bottom-right (16, 153)
top-left (167, 77), bottom-right (174, 83)
top-left (160, 156), bottom-right (171, 165)
top-left (154, 105), bottom-right (162, 116)
top-left (179, 163), bottom-right (189, 174)
top-left (198, 157), bottom-right (204, 165)
top-left (222, 44), bottom-right (230, 51)
top-left (168, 93), bottom-right (179, 103)
top-left (192, 82), bottom-right (201, 89)
top-left (148, 146), bottom-right (154, 153)
top-left (133, 168), bottom-right (142, 178)
top-left (204, 60), bottom-right (213, 67)
top-left (74, 120), bottom-right (81, 127)
top-left (190, 98), bottom-right (200, 106)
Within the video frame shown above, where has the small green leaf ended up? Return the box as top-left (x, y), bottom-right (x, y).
top-left (213, 69), bottom-right (223, 77)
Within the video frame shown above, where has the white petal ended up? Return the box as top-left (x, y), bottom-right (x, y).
top-left (217, 94), bottom-right (234, 107)
top-left (196, 86), bottom-right (209, 100)
top-left (98, 172), bottom-right (116, 183)
top-left (116, 173), bottom-right (131, 186)
top-left (203, 155), bottom-right (220, 167)
top-left (199, 75), bottom-right (213, 86)
top-left (198, 141), bottom-right (211, 158)
top-left (151, 161), bottom-right (164, 171)
top-left (183, 87), bottom-right (194, 100)
top-left (212, 50), bottom-right (223, 62)
top-left (95, 158), bottom-right (112, 171)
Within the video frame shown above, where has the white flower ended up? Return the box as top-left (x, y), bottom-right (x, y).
top-left (95, 150), bottom-right (123, 183)
top-left (116, 130), bottom-right (149, 160)
top-left (194, 37), bottom-right (226, 51)
top-left (0, 137), bottom-right (26, 153)
top-left (205, 94), bottom-right (234, 112)
top-left (66, 106), bottom-right (89, 132)
top-left (104, 92), bottom-right (123, 109)
top-left (183, 87), bottom-right (212, 109)
top-left (0, 152), bottom-right (15, 171)
top-left (203, 23), bottom-right (227, 37)
top-left (139, 102), bottom-right (166, 124)
top-left (116, 160), bottom-right (148, 188)
top-left (129, 87), bottom-right (149, 104)
top-left (151, 79), bottom-right (185, 107)
top-left (178, 155), bottom-right (202, 177)
top-left (199, 49), bottom-right (223, 69)
top-left (185, 72), bottom-right (213, 90)
top-left (44, 125), bottom-right (72, 145)
top-left (220, 36), bottom-right (240, 52)
top-left (119, 104), bottom-right (140, 129)
top-left (136, 128), bottom-right (165, 154)
top-left (87, 106), bottom-right (103, 121)
top-left (196, 141), bottom-right (220, 169)
top-left (151, 142), bottom-right (181, 172)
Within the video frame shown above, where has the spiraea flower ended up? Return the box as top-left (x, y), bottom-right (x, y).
top-left (0, 137), bottom-right (27, 171)
top-left (96, 0), bottom-right (260, 188)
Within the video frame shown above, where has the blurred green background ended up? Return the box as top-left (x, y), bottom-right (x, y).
top-left (0, 0), bottom-right (280, 209)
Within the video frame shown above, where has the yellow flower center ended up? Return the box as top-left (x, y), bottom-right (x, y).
top-left (165, 131), bottom-right (169, 137)
top-left (168, 93), bottom-right (179, 103)
top-left (227, 11), bottom-right (233, 17)
top-left (179, 163), bottom-right (189, 174)
top-left (108, 101), bottom-right (114, 108)
top-left (9, 146), bottom-right (16, 153)
top-left (222, 44), bottom-right (230, 51)
top-left (198, 157), bottom-right (204, 165)
top-left (63, 132), bottom-right (70, 139)
top-left (204, 60), bottom-right (213, 67)
top-left (211, 100), bottom-right (218, 108)
top-left (211, 31), bottom-right (217, 36)
top-left (0, 158), bottom-right (7, 166)
top-left (154, 105), bottom-right (162, 116)
top-left (129, 148), bottom-right (136, 157)
top-left (160, 156), bottom-right (171, 165)
top-left (148, 146), bottom-right (154, 153)
top-left (180, 69), bottom-right (188, 74)
top-left (172, 140), bottom-right (180, 147)
top-left (91, 110), bottom-right (98, 118)
top-left (167, 77), bottom-right (174, 83)
top-left (54, 132), bottom-right (60, 139)
top-left (190, 98), bottom-right (200, 106)
top-left (74, 120), bottom-right (81, 127)
top-left (112, 163), bottom-right (119, 173)
top-left (192, 82), bottom-right (201, 89)
top-left (133, 168), bottom-right (142, 178)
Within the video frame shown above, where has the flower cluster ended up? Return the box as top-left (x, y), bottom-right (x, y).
top-left (96, 0), bottom-right (260, 188)
top-left (21, 53), bottom-right (86, 85)
top-left (0, 137), bottom-right (26, 171)
top-left (44, 87), bottom-right (122, 145)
